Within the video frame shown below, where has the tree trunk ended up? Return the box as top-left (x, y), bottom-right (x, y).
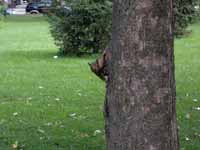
top-left (105, 0), bottom-right (179, 150)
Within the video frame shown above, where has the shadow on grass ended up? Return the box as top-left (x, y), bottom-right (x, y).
top-left (5, 50), bottom-right (97, 60)
top-left (4, 15), bottom-right (47, 23)
top-left (5, 50), bottom-right (56, 60)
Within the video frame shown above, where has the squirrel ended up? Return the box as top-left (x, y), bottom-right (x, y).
top-left (89, 46), bottom-right (111, 81)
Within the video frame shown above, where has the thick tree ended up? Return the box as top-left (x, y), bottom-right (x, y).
top-left (104, 0), bottom-right (179, 150)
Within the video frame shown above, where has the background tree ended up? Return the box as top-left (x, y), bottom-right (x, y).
top-left (104, 0), bottom-right (179, 150)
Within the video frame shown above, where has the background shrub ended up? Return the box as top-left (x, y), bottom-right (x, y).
top-left (49, 0), bottom-right (199, 55)
top-left (174, 0), bottom-right (199, 36)
top-left (48, 0), bottom-right (112, 55)
top-left (0, 4), bottom-right (6, 22)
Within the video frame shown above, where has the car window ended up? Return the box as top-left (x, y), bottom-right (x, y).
top-left (38, 3), bottom-right (46, 7)
top-left (29, 3), bottom-right (37, 7)
top-left (46, 3), bottom-right (51, 7)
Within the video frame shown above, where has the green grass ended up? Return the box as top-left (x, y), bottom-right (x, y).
top-left (175, 22), bottom-right (200, 150)
top-left (0, 15), bottom-right (199, 150)
top-left (0, 15), bottom-right (105, 150)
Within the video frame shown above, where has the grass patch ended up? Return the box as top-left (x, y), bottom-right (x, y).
top-left (0, 15), bottom-right (199, 149)
top-left (0, 15), bottom-right (105, 150)
top-left (175, 22), bottom-right (200, 150)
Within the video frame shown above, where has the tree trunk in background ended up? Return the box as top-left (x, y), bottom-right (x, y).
top-left (105, 0), bottom-right (179, 150)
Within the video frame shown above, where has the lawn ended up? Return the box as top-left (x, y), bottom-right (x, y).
top-left (0, 15), bottom-right (199, 150)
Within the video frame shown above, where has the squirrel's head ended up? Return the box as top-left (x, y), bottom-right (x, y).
top-left (88, 50), bottom-right (109, 81)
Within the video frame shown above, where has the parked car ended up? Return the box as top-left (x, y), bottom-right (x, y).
top-left (6, 7), bottom-right (26, 15)
top-left (26, 2), bottom-right (51, 14)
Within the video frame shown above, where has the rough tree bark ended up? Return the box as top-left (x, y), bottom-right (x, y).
top-left (104, 0), bottom-right (179, 150)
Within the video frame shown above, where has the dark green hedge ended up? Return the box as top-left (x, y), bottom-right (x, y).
top-left (174, 0), bottom-right (199, 36)
top-left (0, 4), bottom-right (6, 19)
top-left (48, 0), bottom-right (199, 55)
top-left (48, 0), bottom-right (112, 55)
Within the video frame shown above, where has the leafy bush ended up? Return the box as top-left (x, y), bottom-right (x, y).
top-left (194, 0), bottom-right (200, 19)
top-left (48, 0), bottom-right (112, 55)
top-left (0, 4), bottom-right (5, 21)
top-left (0, 4), bottom-right (6, 26)
top-left (49, 0), bottom-right (199, 55)
top-left (174, 0), bottom-right (199, 36)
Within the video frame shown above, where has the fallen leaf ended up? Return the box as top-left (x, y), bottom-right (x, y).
top-left (94, 130), bottom-right (101, 136)
top-left (38, 86), bottom-right (44, 89)
top-left (194, 132), bottom-right (200, 138)
top-left (12, 141), bottom-right (18, 149)
top-left (185, 113), bottom-right (190, 119)
top-left (69, 113), bottom-right (76, 117)
top-left (185, 137), bottom-right (190, 141)
top-left (13, 112), bottom-right (18, 116)
top-left (45, 122), bottom-right (53, 126)
top-left (38, 128), bottom-right (45, 134)
top-left (193, 99), bottom-right (198, 102)
top-left (55, 98), bottom-right (60, 101)
top-left (193, 107), bottom-right (200, 111)
top-left (80, 133), bottom-right (89, 138)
